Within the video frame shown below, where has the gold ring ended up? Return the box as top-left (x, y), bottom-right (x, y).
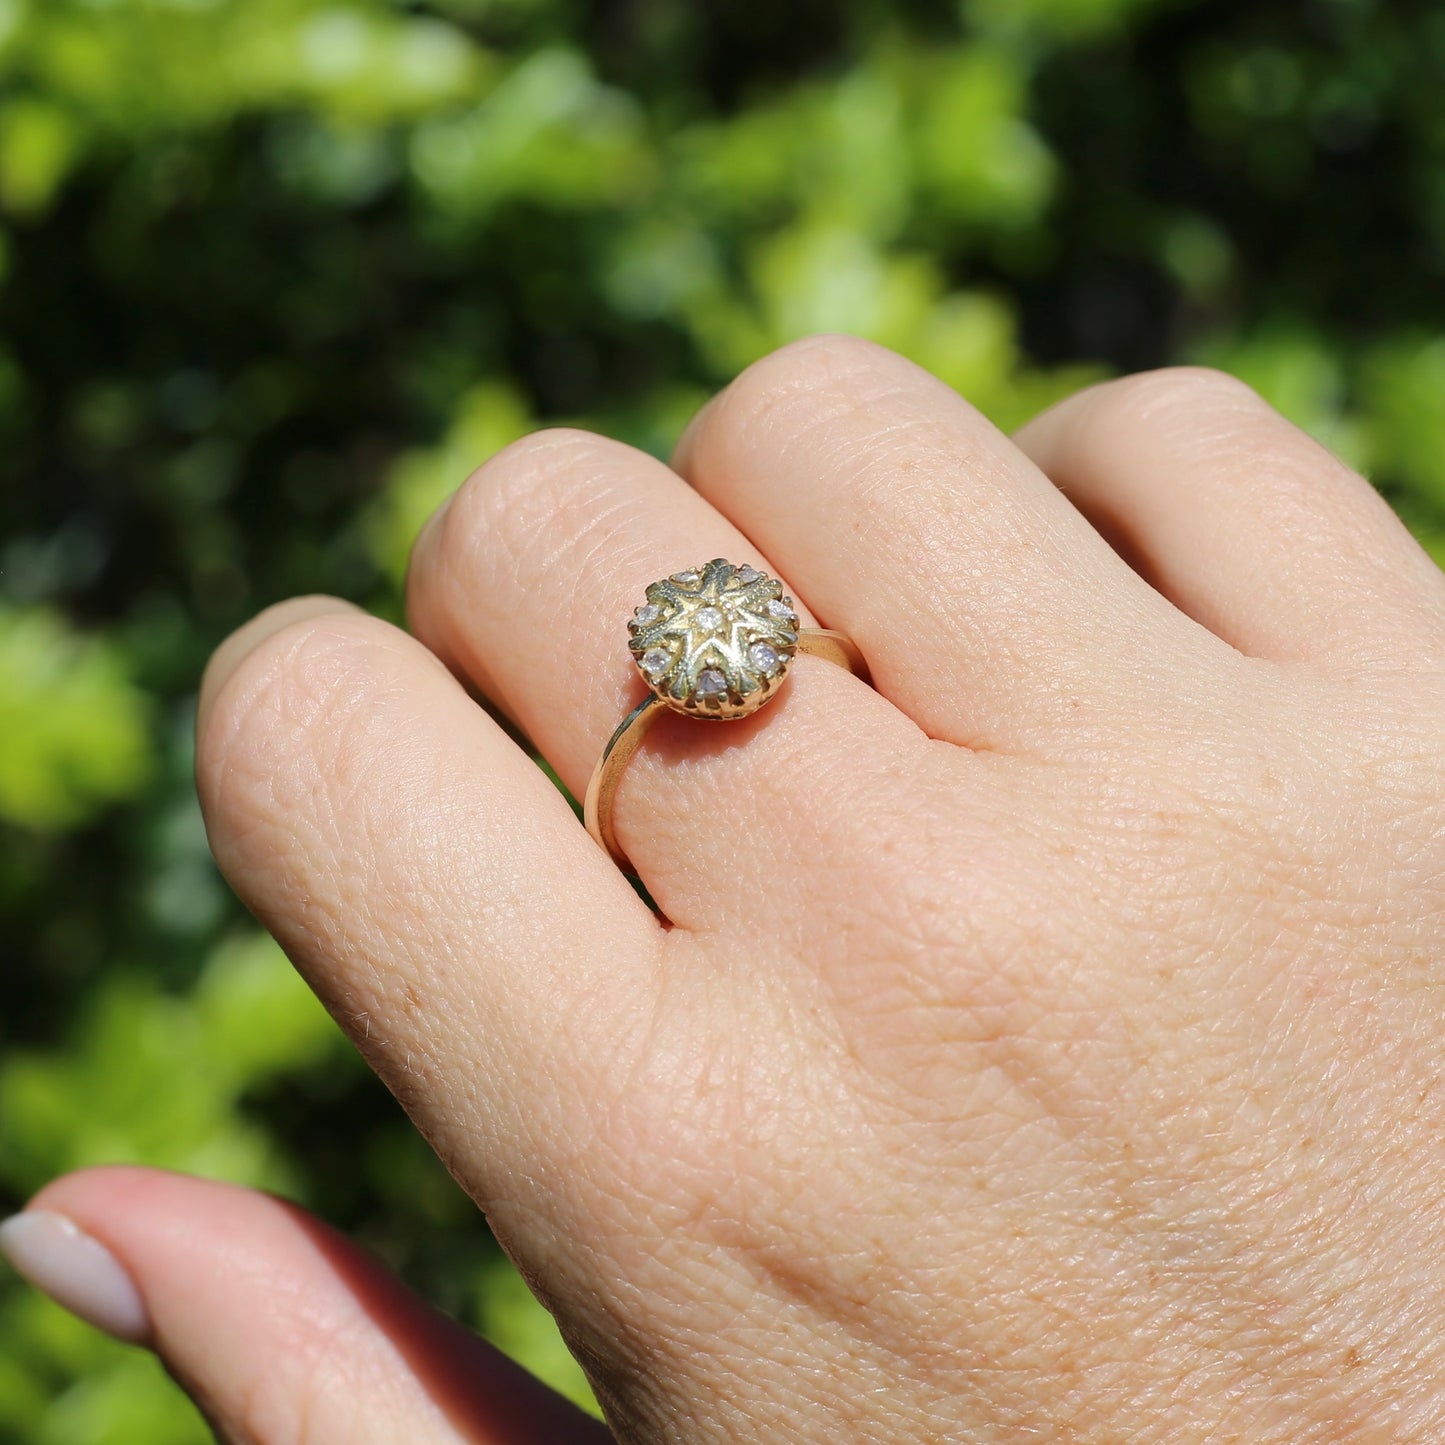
top-left (584, 559), bottom-right (868, 874)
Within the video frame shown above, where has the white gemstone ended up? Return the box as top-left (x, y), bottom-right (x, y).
top-left (641, 647), bottom-right (671, 678)
top-left (635, 603), bottom-right (662, 625)
top-left (671, 569), bottom-right (701, 585)
top-left (765, 598), bottom-right (795, 620)
top-left (694, 605), bottom-right (724, 631)
top-left (695, 668), bottom-right (727, 696)
top-left (736, 565), bottom-right (763, 584)
top-left (749, 642), bottom-right (780, 673)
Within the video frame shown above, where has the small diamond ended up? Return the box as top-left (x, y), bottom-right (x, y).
top-left (749, 642), bottom-right (780, 673)
top-left (694, 606), bottom-right (724, 631)
top-left (695, 668), bottom-right (727, 696)
top-left (765, 598), bottom-right (795, 620)
top-left (736, 565), bottom-right (763, 584)
top-left (671, 569), bottom-right (701, 585)
top-left (635, 603), bottom-right (662, 626)
top-left (641, 648), bottom-right (671, 678)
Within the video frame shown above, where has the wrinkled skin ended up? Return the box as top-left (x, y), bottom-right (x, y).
top-left (24, 340), bottom-right (1445, 1442)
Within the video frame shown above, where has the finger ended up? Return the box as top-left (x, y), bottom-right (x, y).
top-left (2, 1167), bottom-right (606, 1445)
top-left (196, 599), bottom-right (668, 1337)
top-left (199, 593), bottom-right (364, 720)
top-left (405, 428), bottom-right (927, 913)
top-left (1012, 366), bottom-right (1445, 664)
top-left (672, 334), bottom-right (1217, 753)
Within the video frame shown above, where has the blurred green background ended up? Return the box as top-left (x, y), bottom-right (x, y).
top-left (2, 0), bottom-right (1443, 1438)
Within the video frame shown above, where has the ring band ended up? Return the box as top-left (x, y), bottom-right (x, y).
top-left (583, 560), bottom-right (868, 874)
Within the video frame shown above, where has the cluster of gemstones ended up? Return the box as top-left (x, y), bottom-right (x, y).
top-left (628, 559), bottom-right (800, 718)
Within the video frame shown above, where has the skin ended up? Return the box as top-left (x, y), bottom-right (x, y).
top-left (24, 337), bottom-right (1445, 1441)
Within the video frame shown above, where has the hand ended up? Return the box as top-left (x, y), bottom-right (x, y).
top-left (8, 337), bottom-right (1445, 1442)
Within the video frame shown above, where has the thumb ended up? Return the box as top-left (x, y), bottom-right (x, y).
top-left (0, 1166), bottom-right (608, 1445)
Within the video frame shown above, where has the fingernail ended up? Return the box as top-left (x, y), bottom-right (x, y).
top-left (0, 1211), bottom-right (150, 1343)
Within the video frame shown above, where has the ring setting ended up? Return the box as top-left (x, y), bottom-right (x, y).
top-left (585, 560), bottom-right (868, 876)
top-left (628, 558), bottom-right (799, 720)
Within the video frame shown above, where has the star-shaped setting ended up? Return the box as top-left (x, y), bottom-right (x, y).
top-left (627, 559), bottom-right (801, 719)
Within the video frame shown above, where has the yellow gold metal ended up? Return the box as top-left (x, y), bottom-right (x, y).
top-left (583, 575), bottom-right (867, 867)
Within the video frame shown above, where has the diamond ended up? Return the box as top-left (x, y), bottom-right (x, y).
top-left (749, 642), bottom-right (779, 673)
top-left (671, 569), bottom-right (701, 585)
top-left (765, 598), bottom-right (795, 620)
top-left (695, 668), bottom-right (727, 696)
top-left (641, 647), bottom-right (671, 678)
top-left (635, 603), bottom-right (662, 626)
top-left (694, 605), bottom-right (724, 632)
top-left (736, 565), bottom-right (763, 584)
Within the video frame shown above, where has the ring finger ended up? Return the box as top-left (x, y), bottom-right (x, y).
top-left (405, 427), bottom-right (928, 925)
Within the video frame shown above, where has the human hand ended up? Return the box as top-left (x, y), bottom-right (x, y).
top-left (6, 338), bottom-right (1445, 1442)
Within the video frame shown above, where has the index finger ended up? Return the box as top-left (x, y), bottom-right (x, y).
top-left (196, 597), bottom-right (666, 1268)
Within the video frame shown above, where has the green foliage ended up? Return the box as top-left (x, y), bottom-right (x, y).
top-left (0, 609), bottom-right (152, 830)
top-left (1362, 336), bottom-right (1445, 507)
top-left (1, 1289), bottom-right (205, 1445)
top-left (0, 929), bottom-right (345, 1208)
top-left (2, 0), bottom-right (1444, 1436)
top-left (368, 380), bottom-right (534, 583)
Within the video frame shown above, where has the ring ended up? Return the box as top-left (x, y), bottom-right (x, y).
top-left (584, 559), bottom-right (868, 874)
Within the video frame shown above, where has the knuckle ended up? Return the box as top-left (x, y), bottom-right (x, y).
top-left (754, 331), bottom-right (896, 379)
top-left (1090, 364), bottom-right (1265, 433)
top-left (197, 612), bottom-right (411, 825)
top-left (431, 425), bottom-right (621, 579)
top-left (1053, 365), bottom-right (1310, 497)
top-left (712, 333), bottom-right (909, 436)
top-left (462, 426), bottom-right (611, 511)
